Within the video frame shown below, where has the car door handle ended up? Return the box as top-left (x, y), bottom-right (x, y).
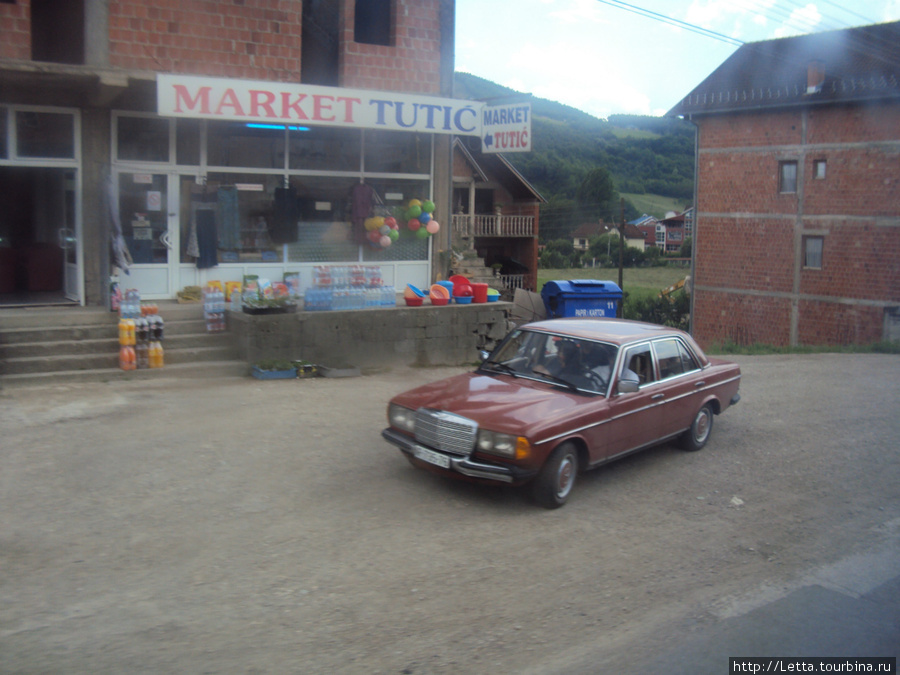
top-left (694, 381), bottom-right (706, 388)
top-left (651, 393), bottom-right (666, 400)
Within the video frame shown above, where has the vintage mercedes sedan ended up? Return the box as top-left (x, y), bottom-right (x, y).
top-left (382, 319), bottom-right (741, 508)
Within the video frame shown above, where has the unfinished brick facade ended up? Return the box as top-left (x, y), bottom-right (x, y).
top-left (670, 24), bottom-right (900, 348)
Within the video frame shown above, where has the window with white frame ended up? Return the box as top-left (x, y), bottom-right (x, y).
top-left (803, 236), bottom-right (824, 269)
top-left (779, 161), bottom-right (798, 193)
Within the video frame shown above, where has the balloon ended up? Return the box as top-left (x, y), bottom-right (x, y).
top-left (407, 205), bottom-right (422, 219)
top-left (418, 211), bottom-right (431, 225)
top-left (379, 235), bottom-right (392, 248)
top-left (384, 216), bottom-right (397, 229)
top-left (379, 225), bottom-right (391, 235)
top-left (388, 228), bottom-right (399, 241)
top-left (426, 220), bottom-right (440, 235)
top-left (422, 200), bottom-right (435, 213)
top-left (407, 218), bottom-right (421, 231)
top-left (416, 227), bottom-right (430, 239)
top-left (408, 199), bottom-right (422, 208)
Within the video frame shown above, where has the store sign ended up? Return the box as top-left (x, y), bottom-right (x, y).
top-left (481, 103), bottom-right (531, 154)
top-left (157, 74), bottom-right (482, 137)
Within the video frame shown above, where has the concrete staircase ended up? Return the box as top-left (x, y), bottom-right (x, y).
top-left (450, 249), bottom-right (499, 287)
top-left (0, 302), bottom-right (247, 387)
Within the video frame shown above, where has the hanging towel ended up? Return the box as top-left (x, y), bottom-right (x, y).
top-left (196, 209), bottom-right (219, 269)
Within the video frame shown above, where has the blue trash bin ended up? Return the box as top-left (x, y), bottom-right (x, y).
top-left (541, 280), bottom-right (623, 319)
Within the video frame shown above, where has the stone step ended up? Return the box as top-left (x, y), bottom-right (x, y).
top-left (0, 318), bottom-right (209, 344)
top-left (0, 360), bottom-right (250, 387)
top-left (1, 344), bottom-right (240, 376)
top-left (0, 332), bottom-right (233, 359)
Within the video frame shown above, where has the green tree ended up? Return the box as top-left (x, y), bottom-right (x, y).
top-left (576, 167), bottom-right (618, 222)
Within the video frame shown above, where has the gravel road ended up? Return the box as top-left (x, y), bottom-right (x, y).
top-left (1, 353), bottom-right (898, 674)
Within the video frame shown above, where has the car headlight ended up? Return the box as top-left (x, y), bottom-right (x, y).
top-left (476, 429), bottom-right (531, 460)
top-left (388, 404), bottom-right (416, 434)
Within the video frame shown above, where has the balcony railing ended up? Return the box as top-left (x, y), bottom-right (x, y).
top-left (452, 214), bottom-right (536, 238)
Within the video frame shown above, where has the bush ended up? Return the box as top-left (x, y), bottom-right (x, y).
top-left (624, 290), bottom-right (690, 331)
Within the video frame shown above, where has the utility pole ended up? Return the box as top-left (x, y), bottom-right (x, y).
top-left (617, 198), bottom-right (625, 317)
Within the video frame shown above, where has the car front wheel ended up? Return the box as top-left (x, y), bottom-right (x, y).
top-left (533, 443), bottom-right (579, 509)
top-left (681, 403), bottom-right (714, 451)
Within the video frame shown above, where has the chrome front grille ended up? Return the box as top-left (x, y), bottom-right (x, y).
top-left (415, 408), bottom-right (478, 457)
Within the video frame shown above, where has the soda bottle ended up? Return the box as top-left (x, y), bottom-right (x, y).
top-left (125, 319), bottom-right (136, 346)
top-left (135, 341), bottom-right (149, 369)
top-left (154, 315), bottom-right (164, 340)
top-left (150, 340), bottom-right (164, 368)
top-left (118, 318), bottom-right (129, 345)
top-left (119, 345), bottom-right (136, 370)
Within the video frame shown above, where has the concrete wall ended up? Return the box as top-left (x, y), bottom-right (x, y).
top-left (230, 302), bottom-right (513, 369)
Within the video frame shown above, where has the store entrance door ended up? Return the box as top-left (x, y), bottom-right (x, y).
top-left (116, 171), bottom-right (179, 299)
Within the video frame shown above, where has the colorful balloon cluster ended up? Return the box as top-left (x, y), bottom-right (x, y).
top-left (363, 215), bottom-right (400, 249)
top-left (404, 199), bottom-right (440, 240)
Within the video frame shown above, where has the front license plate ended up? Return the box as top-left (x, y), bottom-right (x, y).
top-left (413, 445), bottom-right (451, 469)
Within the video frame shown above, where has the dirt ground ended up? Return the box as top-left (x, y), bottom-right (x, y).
top-left (1, 353), bottom-right (899, 674)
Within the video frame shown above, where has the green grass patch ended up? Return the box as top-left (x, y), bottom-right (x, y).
top-left (537, 267), bottom-right (688, 295)
top-left (621, 193), bottom-right (687, 219)
top-left (705, 340), bottom-right (900, 356)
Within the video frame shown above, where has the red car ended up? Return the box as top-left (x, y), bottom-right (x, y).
top-left (383, 319), bottom-right (741, 508)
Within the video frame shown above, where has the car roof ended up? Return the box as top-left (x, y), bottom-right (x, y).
top-left (520, 318), bottom-right (684, 346)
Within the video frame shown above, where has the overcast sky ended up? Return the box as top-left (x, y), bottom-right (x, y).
top-left (455, 0), bottom-right (900, 119)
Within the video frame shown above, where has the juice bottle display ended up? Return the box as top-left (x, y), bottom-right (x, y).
top-left (119, 345), bottom-right (136, 371)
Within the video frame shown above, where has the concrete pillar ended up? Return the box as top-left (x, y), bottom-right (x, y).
top-left (84, 0), bottom-right (110, 68)
top-left (80, 108), bottom-right (111, 307)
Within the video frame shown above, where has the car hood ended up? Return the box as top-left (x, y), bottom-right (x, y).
top-left (390, 371), bottom-right (595, 440)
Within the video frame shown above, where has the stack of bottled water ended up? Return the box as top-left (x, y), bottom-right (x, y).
top-left (305, 265), bottom-right (395, 311)
top-left (203, 286), bottom-right (226, 332)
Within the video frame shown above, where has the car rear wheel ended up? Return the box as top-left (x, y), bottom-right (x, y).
top-left (681, 403), bottom-right (714, 451)
top-left (533, 443), bottom-right (579, 509)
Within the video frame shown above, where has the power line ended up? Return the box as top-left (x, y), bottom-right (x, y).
top-left (592, 0), bottom-right (744, 46)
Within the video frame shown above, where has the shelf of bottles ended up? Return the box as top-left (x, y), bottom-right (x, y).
top-left (303, 265), bottom-right (396, 311)
top-left (118, 289), bottom-right (165, 370)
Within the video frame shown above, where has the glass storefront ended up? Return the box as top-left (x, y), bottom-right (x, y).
top-left (114, 113), bottom-right (435, 298)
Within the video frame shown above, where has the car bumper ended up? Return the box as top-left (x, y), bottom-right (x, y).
top-left (381, 428), bottom-right (537, 485)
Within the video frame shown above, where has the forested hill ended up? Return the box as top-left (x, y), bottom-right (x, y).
top-left (455, 72), bottom-right (696, 236)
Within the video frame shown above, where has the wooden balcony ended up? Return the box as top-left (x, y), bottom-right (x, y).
top-left (452, 214), bottom-right (536, 239)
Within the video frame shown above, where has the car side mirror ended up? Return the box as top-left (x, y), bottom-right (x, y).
top-left (617, 371), bottom-right (640, 395)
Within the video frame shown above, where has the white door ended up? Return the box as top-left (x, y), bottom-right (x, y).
top-left (60, 170), bottom-right (80, 301)
top-left (116, 171), bottom-right (180, 298)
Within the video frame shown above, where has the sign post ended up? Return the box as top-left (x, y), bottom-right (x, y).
top-left (481, 103), bottom-right (532, 154)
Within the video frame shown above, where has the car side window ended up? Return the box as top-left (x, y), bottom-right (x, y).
top-left (622, 344), bottom-right (655, 386)
top-left (655, 338), bottom-right (699, 379)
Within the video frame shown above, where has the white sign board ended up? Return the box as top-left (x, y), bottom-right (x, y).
top-left (157, 74), bottom-right (483, 137)
top-left (481, 103), bottom-right (532, 154)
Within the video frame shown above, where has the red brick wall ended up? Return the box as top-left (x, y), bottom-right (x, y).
top-left (0, 0), bottom-right (31, 60)
top-left (693, 103), bottom-right (900, 347)
top-left (107, 1), bottom-right (303, 80)
top-left (339, 0), bottom-right (442, 93)
top-left (693, 290), bottom-right (792, 348)
top-left (694, 216), bottom-right (795, 293)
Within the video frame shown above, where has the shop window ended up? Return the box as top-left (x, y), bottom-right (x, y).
top-left (289, 126), bottom-right (361, 171)
top-left (803, 236), bottom-right (824, 269)
top-left (190, 173), bottom-right (284, 264)
top-left (364, 130), bottom-right (430, 174)
top-left (355, 0), bottom-right (392, 46)
top-left (207, 122), bottom-right (284, 169)
top-left (31, 0), bottom-right (85, 64)
top-left (117, 116), bottom-right (170, 163)
top-left (16, 111), bottom-right (75, 159)
top-left (0, 107), bottom-right (7, 159)
top-left (176, 119), bottom-right (201, 166)
top-left (779, 160), bottom-right (798, 194)
top-left (813, 159), bottom-right (827, 179)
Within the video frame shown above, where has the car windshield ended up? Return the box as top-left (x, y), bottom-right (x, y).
top-left (481, 329), bottom-right (618, 395)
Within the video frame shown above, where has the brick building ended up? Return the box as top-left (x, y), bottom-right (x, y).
top-left (668, 22), bottom-right (900, 347)
top-left (0, 0), bottom-right (466, 307)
